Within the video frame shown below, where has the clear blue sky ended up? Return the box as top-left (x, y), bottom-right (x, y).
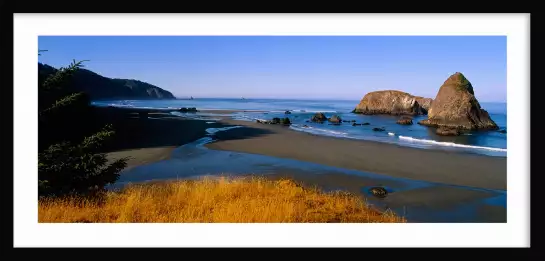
top-left (38, 36), bottom-right (506, 102)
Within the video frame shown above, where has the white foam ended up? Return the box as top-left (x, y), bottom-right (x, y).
top-left (205, 126), bottom-right (243, 135)
top-left (170, 111), bottom-right (221, 121)
top-left (206, 122), bottom-right (215, 124)
top-left (289, 124), bottom-right (348, 137)
top-left (398, 135), bottom-right (507, 152)
top-left (196, 112), bottom-right (233, 117)
top-left (273, 110), bottom-right (338, 114)
top-left (388, 132), bottom-right (395, 136)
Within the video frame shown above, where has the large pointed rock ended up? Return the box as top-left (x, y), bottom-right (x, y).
top-left (352, 90), bottom-right (426, 115)
top-left (418, 72), bottom-right (498, 130)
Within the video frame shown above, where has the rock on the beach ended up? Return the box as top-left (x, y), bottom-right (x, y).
top-left (362, 122), bottom-right (370, 125)
top-left (396, 116), bottom-right (413, 125)
top-left (373, 127), bottom-right (386, 132)
top-left (179, 107), bottom-right (198, 113)
top-left (369, 187), bottom-right (388, 198)
top-left (285, 110), bottom-right (291, 114)
top-left (352, 123), bottom-right (362, 126)
top-left (436, 126), bottom-right (461, 136)
top-left (328, 115), bottom-right (342, 123)
top-left (257, 117), bottom-right (291, 126)
top-left (281, 117), bottom-right (291, 125)
top-left (311, 113), bottom-right (327, 122)
top-left (352, 90), bottom-right (428, 116)
top-left (418, 72), bottom-right (499, 130)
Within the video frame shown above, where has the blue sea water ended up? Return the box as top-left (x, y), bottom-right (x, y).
top-left (92, 98), bottom-right (507, 157)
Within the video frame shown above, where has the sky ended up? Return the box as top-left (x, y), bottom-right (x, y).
top-left (38, 36), bottom-right (507, 102)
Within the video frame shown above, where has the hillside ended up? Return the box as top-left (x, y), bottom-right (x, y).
top-left (38, 63), bottom-right (176, 100)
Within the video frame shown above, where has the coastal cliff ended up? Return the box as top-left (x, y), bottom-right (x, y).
top-left (352, 90), bottom-right (430, 116)
top-left (418, 72), bottom-right (498, 130)
top-left (38, 63), bottom-right (176, 100)
top-left (414, 96), bottom-right (433, 113)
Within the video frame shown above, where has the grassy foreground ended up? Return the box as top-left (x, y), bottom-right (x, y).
top-left (38, 176), bottom-right (405, 223)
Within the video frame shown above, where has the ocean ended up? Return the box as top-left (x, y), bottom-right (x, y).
top-left (92, 98), bottom-right (507, 157)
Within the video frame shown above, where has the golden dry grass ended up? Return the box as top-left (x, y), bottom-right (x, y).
top-left (38, 176), bottom-right (405, 223)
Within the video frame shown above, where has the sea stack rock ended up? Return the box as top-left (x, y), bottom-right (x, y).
top-left (352, 90), bottom-right (426, 116)
top-left (328, 115), bottom-right (342, 123)
top-left (418, 72), bottom-right (498, 130)
top-left (311, 113), bottom-right (327, 122)
top-left (396, 116), bottom-right (413, 125)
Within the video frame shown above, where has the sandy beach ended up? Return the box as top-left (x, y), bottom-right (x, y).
top-left (102, 107), bottom-right (506, 190)
top-left (206, 118), bottom-right (506, 190)
top-left (100, 107), bottom-right (506, 222)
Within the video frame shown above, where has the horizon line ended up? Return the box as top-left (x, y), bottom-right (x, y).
top-left (170, 96), bottom-right (507, 103)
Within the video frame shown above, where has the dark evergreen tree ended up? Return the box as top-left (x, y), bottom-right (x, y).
top-left (38, 52), bottom-right (127, 198)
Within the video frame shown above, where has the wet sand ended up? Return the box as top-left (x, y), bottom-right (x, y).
top-left (206, 119), bottom-right (507, 190)
top-left (98, 107), bottom-right (213, 169)
top-left (100, 107), bottom-right (506, 222)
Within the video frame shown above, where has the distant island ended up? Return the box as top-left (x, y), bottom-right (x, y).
top-left (38, 63), bottom-right (176, 100)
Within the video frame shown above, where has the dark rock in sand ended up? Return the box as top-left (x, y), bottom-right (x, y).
top-left (373, 127), bottom-right (386, 132)
top-left (436, 127), bottom-right (461, 136)
top-left (368, 187), bottom-right (388, 198)
top-left (352, 123), bottom-right (362, 126)
top-left (396, 116), bottom-right (413, 125)
top-left (179, 107), bottom-right (198, 113)
top-left (280, 117), bottom-right (291, 125)
top-left (352, 90), bottom-right (428, 116)
top-left (285, 111), bottom-right (291, 114)
top-left (311, 113), bottom-right (327, 122)
top-left (328, 115), bottom-right (342, 123)
top-left (362, 122), bottom-right (370, 125)
top-left (350, 120), bottom-right (356, 122)
top-left (302, 125), bottom-right (309, 128)
top-left (418, 72), bottom-right (498, 130)
top-left (257, 117), bottom-right (291, 126)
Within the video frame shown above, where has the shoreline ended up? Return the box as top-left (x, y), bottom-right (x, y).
top-left (99, 107), bottom-right (506, 222)
top-left (205, 118), bottom-right (506, 190)
top-left (101, 105), bottom-right (506, 157)
top-left (100, 107), bottom-right (506, 191)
